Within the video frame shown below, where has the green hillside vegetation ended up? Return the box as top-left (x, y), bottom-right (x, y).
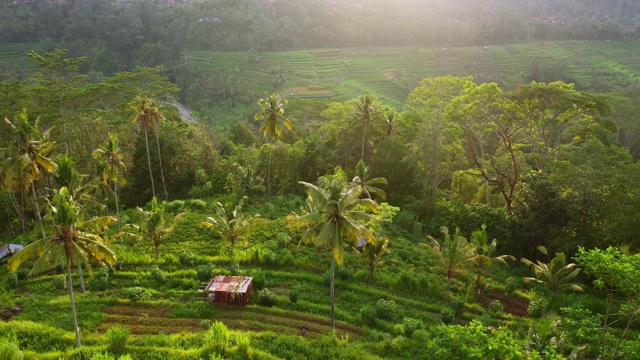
top-left (1, 43), bottom-right (640, 359)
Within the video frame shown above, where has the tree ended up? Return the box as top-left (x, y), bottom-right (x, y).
top-left (352, 160), bottom-right (387, 200)
top-left (8, 187), bottom-right (117, 348)
top-left (521, 246), bottom-right (583, 302)
top-left (287, 167), bottom-right (377, 330)
top-left (254, 93), bottom-right (292, 202)
top-left (131, 95), bottom-right (168, 201)
top-left (351, 94), bottom-right (381, 163)
top-left (469, 224), bottom-right (514, 295)
top-left (119, 197), bottom-right (183, 257)
top-left (1, 109), bottom-right (58, 238)
top-left (92, 134), bottom-right (127, 242)
top-left (200, 200), bottom-right (248, 264)
top-left (422, 226), bottom-right (474, 293)
top-left (354, 236), bottom-right (389, 283)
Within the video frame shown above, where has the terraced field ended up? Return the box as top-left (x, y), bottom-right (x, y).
top-left (193, 40), bottom-right (640, 108)
top-left (0, 43), bottom-right (41, 72)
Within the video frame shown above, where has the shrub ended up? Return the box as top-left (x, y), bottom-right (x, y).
top-left (178, 251), bottom-right (196, 266)
top-left (528, 297), bottom-right (549, 318)
top-left (277, 249), bottom-right (295, 267)
top-left (402, 317), bottom-right (423, 338)
top-left (52, 274), bottom-right (67, 290)
top-left (200, 319), bottom-right (212, 330)
top-left (257, 288), bottom-right (276, 307)
top-left (441, 308), bottom-right (456, 324)
top-left (252, 271), bottom-right (266, 290)
top-left (106, 326), bottom-right (131, 355)
top-left (197, 264), bottom-right (215, 283)
top-left (93, 266), bottom-right (110, 291)
top-left (165, 200), bottom-right (185, 213)
top-left (185, 199), bottom-right (208, 211)
top-left (375, 299), bottom-right (398, 322)
top-left (450, 298), bottom-right (466, 318)
top-left (202, 321), bottom-right (231, 357)
top-left (123, 287), bottom-right (151, 303)
top-left (335, 266), bottom-right (352, 281)
top-left (0, 335), bottom-right (23, 360)
top-left (504, 277), bottom-right (521, 296)
top-left (235, 333), bottom-right (250, 360)
top-left (288, 290), bottom-right (298, 304)
top-left (150, 265), bottom-right (166, 283)
top-left (162, 253), bottom-right (180, 266)
top-left (6, 272), bottom-right (17, 290)
top-left (488, 299), bottom-right (504, 314)
top-left (359, 305), bottom-right (378, 326)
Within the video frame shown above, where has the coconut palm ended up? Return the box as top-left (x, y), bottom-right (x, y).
top-left (354, 236), bottom-right (390, 283)
top-left (351, 94), bottom-right (380, 163)
top-left (521, 246), bottom-right (583, 301)
top-left (352, 160), bottom-right (387, 200)
top-left (8, 186), bottom-right (117, 348)
top-left (92, 134), bottom-right (127, 241)
top-left (1, 109), bottom-right (57, 238)
top-left (421, 226), bottom-right (474, 293)
top-left (131, 95), bottom-right (168, 201)
top-left (288, 168), bottom-right (377, 330)
top-left (254, 93), bottom-right (292, 202)
top-left (119, 197), bottom-right (183, 257)
top-left (469, 224), bottom-right (515, 295)
top-left (200, 199), bottom-right (248, 264)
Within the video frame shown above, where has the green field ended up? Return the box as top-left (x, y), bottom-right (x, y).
top-left (193, 40), bottom-right (640, 108)
top-left (0, 43), bottom-right (41, 72)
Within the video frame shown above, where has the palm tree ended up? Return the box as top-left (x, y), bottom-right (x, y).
top-left (354, 236), bottom-right (390, 283)
top-left (131, 96), bottom-right (168, 201)
top-left (1, 110), bottom-right (58, 238)
top-left (8, 187), bottom-right (117, 348)
top-left (288, 168), bottom-right (377, 330)
top-left (469, 224), bottom-right (515, 295)
top-left (352, 160), bottom-right (387, 200)
top-left (521, 246), bottom-right (583, 301)
top-left (254, 93), bottom-right (292, 202)
top-left (92, 134), bottom-right (127, 242)
top-left (351, 94), bottom-right (380, 163)
top-left (200, 200), bottom-right (248, 264)
top-left (421, 226), bottom-right (474, 293)
top-left (119, 197), bottom-right (183, 257)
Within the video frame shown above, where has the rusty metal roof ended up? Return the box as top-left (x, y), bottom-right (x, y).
top-left (204, 275), bottom-right (252, 294)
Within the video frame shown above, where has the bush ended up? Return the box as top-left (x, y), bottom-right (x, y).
top-left (202, 321), bottom-right (231, 357)
top-left (199, 319), bottom-right (212, 330)
top-left (252, 271), bottom-right (266, 290)
top-left (123, 287), bottom-right (151, 303)
top-left (150, 265), bottom-right (166, 283)
top-left (504, 277), bottom-right (521, 296)
top-left (197, 264), bottom-right (215, 283)
top-left (6, 272), bottom-right (17, 290)
top-left (375, 299), bottom-right (398, 322)
top-left (53, 274), bottom-right (67, 290)
top-left (288, 290), bottom-right (298, 304)
top-left (93, 266), bottom-right (110, 291)
top-left (277, 249), bottom-right (295, 267)
top-left (165, 200), bottom-right (185, 213)
top-left (185, 199), bottom-right (208, 211)
top-left (441, 308), bottom-right (456, 324)
top-left (359, 305), bottom-right (378, 326)
top-left (257, 288), bottom-right (276, 307)
top-left (106, 326), bottom-right (131, 355)
top-left (450, 298), bottom-right (466, 318)
top-left (178, 251), bottom-right (196, 266)
top-left (402, 317), bottom-right (423, 338)
top-left (488, 299), bottom-right (504, 314)
top-left (528, 297), bottom-right (549, 318)
top-left (335, 266), bottom-right (352, 281)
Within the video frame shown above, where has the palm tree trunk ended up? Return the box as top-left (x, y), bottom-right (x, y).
top-left (144, 127), bottom-right (156, 199)
top-left (154, 125), bottom-right (169, 201)
top-left (361, 131), bottom-right (366, 163)
top-left (330, 256), bottom-right (336, 331)
top-left (114, 178), bottom-right (122, 246)
top-left (267, 141), bottom-right (273, 203)
top-left (67, 257), bottom-right (82, 347)
top-left (31, 182), bottom-right (45, 238)
top-left (77, 262), bottom-right (86, 293)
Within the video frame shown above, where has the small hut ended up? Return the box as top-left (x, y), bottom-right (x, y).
top-left (203, 275), bottom-right (253, 305)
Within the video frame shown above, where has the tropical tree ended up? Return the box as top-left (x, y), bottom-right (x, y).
top-left (254, 93), bottom-right (292, 202)
top-left (352, 160), bottom-right (387, 200)
top-left (422, 226), bottom-right (474, 293)
top-left (469, 224), bottom-right (515, 295)
top-left (287, 167), bottom-right (377, 330)
top-left (354, 236), bottom-right (390, 283)
top-left (8, 187), bottom-right (117, 348)
top-left (521, 246), bottom-right (583, 302)
top-left (92, 134), bottom-right (127, 239)
top-left (200, 200), bottom-right (248, 264)
top-left (131, 95), bottom-right (167, 200)
top-left (351, 94), bottom-right (380, 163)
top-left (119, 197), bottom-right (183, 257)
top-left (1, 109), bottom-right (58, 238)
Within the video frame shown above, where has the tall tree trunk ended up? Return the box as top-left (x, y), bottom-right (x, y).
top-left (267, 141), bottom-right (273, 203)
top-left (31, 182), bottom-right (45, 238)
top-left (361, 130), bottom-right (366, 163)
top-left (114, 178), bottom-right (122, 246)
top-left (78, 262), bottom-right (86, 293)
top-left (154, 125), bottom-right (169, 201)
top-left (330, 256), bottom-right (336, 331)
top-left (144, 127), bottom-right (156, 199)
top-left (67, 257), bottom-right (82, 347)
